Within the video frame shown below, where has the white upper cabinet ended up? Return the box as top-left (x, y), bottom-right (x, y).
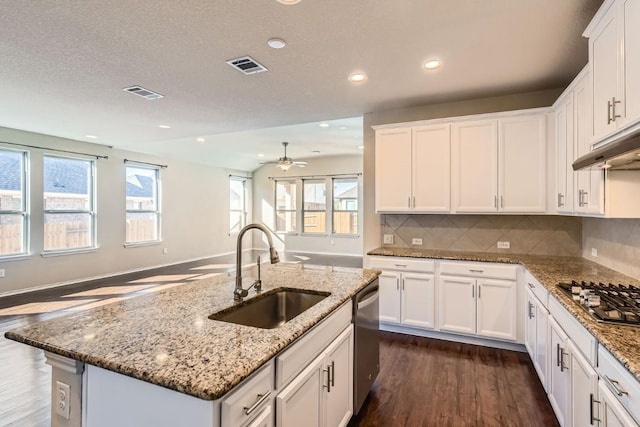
top-left (374, 128), bottom-right (412, 212)
top-left (498, 115), bottom-right (547, 213)
top-left (452, 113), bottom-right (546, 213)
top-left (451, 120), bottom-right (498, 212)
top-left (555, 93), bottom-right (574, 213)
top-left (586, 0), bottom-right (640, 144)
top-left (375, 125), bottom-right (451, 213)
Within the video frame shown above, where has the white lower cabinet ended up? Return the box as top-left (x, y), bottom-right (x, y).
top-left (276, 325), bottom-right (353, 427)
top-left (370, 257), bottom-right (436, 330)
top-left (568, 340), bottom-right (598, 427)
top-left (524, 288), bottom-right (549, 391)
top-left (548, 317), bottom-right (571, 427)
top-left (247, 406), bottom-right (274, 427)
top-left (438, 262), bottom-right (517, 341)
top-left (597, 380), bottom-right (640, 427)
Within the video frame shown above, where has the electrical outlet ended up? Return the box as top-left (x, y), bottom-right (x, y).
top-left (497, 241), bottom-right (510, 249)
top-left (0, 269), bottom-right (4, 278)
top-left (412, 238), bottom-right (423, 246)
top-left (330, 239), bottom-right (335, 246)
top-left (592, 248), bottom-right (598, 257)
top-left (56, 381), bottom-right (70, 419)
top-left (383, 234), bottom-right (394, 244)
top-left (162, 248), bottom-right (168, 255)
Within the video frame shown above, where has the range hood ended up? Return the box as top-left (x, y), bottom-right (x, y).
top-left (573, 129), bottom-right (640, 171)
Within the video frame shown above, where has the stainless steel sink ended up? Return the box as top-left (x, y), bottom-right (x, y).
top-left (209, 289), bottom-right (330, 329)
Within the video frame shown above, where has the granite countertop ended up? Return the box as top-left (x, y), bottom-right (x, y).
top-left (368, 247), bottom-right (640, 383)
top-left (5, 263), bottom-right (380, 400)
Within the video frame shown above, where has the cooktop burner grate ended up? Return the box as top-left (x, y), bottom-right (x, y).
top-left (557, 281), bottom-right (640, 327)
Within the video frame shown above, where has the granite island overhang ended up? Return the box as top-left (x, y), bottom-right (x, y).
top-left (5, 263), bottom-right (381, 401)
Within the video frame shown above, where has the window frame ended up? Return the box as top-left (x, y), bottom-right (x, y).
top-left (42, 154), bottom-right (96, 254)
top-left (274, 179), bottom-right (297, 234)
top-left (229, 177), bottom-right (248, 235)
top-left (331, 177), bottom-right (359, 236)
top-left (125, 163), bottom-right (162, 246)
top-left (0, 148), bottom-right (30, 258)
top-left (302, 179), bottom-right (327, 235)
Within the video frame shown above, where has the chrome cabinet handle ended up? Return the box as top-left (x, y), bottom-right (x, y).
top-left (605, 376), bottom-right (629, 396)
top-left (608, 99), bottom-right (613, 124)
top-left (323, 365), bottom-right (332, 392)
top-left (494, 196), bottom-right (498, 209)
top-left (478, 285), bottom-right (481, 298)
top-left (330, 360), bottom-right (335, 387)
top-left (559, 347), bottom-right (568, 372)
top-left (527, 282), bottom-right (535, 289)
top-left (557, 193), bottom-right (563, 208)
top-left (611, 97), bottom-right (621, 123)
top-left (590, 393), bottom-right (601, 425)
top-left (244, 391), bottom-right (271, 416)
top-left (412, 196), bottom-right (416, 208)
top-left (396, 277), bottom-right (399, 291)
top-left (394, 264), bottom-right (407, 268)
top-left (583, 191), bottom-right (589, 207)
top-left (528, 302), bottom-right (535, 319)
top-left (556, 343), bottom-right (561, 367)
top-left (472, 284), bottom-right (475, 298)
top-left (402, 277), bottom-right (405, 290)
top-left (408, 196), bottom-right (411, 208)
top-left (469, 269), bottom-right (484, 274)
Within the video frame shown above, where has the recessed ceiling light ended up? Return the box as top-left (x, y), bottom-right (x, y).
top-left (276, 0), bottom-right (301, 4)
top-left (196, 137), bottom-right (206, 143)
top-left (158, 124), bottom-right (171, 129)
top-left (258, 153), bottom-right (265, 158)
top-left (267, 38), bottom-right (287, 49)
top-left (423, 59), bottom-right (442, 70)
top-left (348, 72), bottom-right (367, 83)
top-left (85, 135), bottom-right (98, 139)
top-left (319, 123), bottom-right (329, 128)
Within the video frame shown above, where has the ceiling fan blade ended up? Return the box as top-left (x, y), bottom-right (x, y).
top-left (293, 161), bottom-right (308, 165)
top-left (259, 161), bottom-right (278, 165)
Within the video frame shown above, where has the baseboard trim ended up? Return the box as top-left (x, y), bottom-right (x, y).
top-left (0, 251), bottom-right (237, 298)
top-left (379, 322), bottom-right (527, 353)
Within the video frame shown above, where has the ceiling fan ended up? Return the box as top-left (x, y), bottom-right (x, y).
top-left (261, 142), bottom-right (308, 171)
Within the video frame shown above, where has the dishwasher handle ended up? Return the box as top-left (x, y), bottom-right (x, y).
top-left (357, 288), bottom-right (379, 311)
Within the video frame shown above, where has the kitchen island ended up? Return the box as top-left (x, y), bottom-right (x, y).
top-left (5, 263), bottom-right (380, 427)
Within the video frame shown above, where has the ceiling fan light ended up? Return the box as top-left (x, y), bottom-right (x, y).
top-left (278, 163), bottom-right (292, 171)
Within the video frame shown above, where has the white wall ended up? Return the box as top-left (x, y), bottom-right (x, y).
top-left (252, 154), bottom-right (363, 256)
top-left (0, 126), bottom-right (247, 295)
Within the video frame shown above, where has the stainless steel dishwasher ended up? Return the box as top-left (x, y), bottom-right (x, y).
top-left (353, 278), bottom-right (379, 414)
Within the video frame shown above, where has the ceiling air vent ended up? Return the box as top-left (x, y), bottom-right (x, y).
top-left (226, 56), bottom-right (268, 75)
top-left (123, 85), bottom-right (164, 100)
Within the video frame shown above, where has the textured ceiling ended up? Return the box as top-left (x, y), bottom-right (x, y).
top-left (0, 0), bottom-right (603, 171)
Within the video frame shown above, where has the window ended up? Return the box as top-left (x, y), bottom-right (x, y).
top-left (333, 178), bottom-right (358, 235)
top-left (126, 165), bottom-right (160, 244)
top-left (275, 180), bottom-right (296, 233)
top-left (0, 149), bottom-right (28, 256)
top-left (303, 180), bottom-right (326, 234)
top-left (229, 177), bottom-right (247, 234)
top-left (43, 155), bottom-right (95, 252)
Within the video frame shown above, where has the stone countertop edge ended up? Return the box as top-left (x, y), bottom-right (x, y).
top-left (368, 247), bottom-right (640, 383)
top-left (4, 264), bottom-right (381, 401)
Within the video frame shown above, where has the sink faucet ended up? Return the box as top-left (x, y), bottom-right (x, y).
top-left (234, 223), bottom-right (280, 301)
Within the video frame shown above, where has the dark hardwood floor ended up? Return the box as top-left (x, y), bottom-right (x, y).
top-left (352, 332), bottom-right (558, 427)
top-left (0, 252), bottom-right (557, 427)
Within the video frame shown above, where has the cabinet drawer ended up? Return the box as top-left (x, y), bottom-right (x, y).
top-left (276, 301), bottom-right (351, 389)
top-left (221, 361), bottom-right (274, 427)
top-left (548, 295), bottom-right (597, 365)
top-left (369, 256), bottom-right (435, 273)
top-left (439, 261), bottom-right (517, 280)
top-left (598, 345), bottom-right (640, 423)
top-left (524, 270), bottom-right (549, 308)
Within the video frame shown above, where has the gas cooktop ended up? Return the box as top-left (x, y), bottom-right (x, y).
top-left (557, 281), bottom-right (640, 327)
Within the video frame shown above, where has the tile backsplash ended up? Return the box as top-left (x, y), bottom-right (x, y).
top-left (582, 217), bottom-right (640, 280)
top-left (381, 214), bottom-right (582, 256)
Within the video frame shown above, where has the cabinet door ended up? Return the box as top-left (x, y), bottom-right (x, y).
top-left (590, 4), bottom-right (620, 141)
top-left (412, 124), bottom-right (451, 212)
top-left (476, 278), bottom-right (517, 341)
top-left (548, 318), bottom-right (570, 427)
top-left (276, 354), bottom-right (324, 427)
top-left (623, 0), bottom-right (640, 128)
top-left (378, 272), bottom-right (401, 324)
top-left (375, 128), bottom-right (412, 211)
top-left (401, 273), bottom-right (435, 329)
top-left (598, 381), bottom-right (639, 427)
top-left (438, 275), bottom-right (476, 335)
top-left (451, 120), bottom-right (498, 212)
top-left (568, 341), bottom-right (598, 427)
top-left (246, 406), bottom-right (273, 427)
top-left (524, 290), bottom-right (537, 360)
top-left (555, 96), bottom-right (574, 213)
top-left (535, 300), bottom-right (549, 392)
top-left (498, 115), bottom-right (546, 213)
top-left (324, 326), bottom-right (353, 427)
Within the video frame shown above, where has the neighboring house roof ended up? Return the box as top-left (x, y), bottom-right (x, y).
top-left (126, 174), bottom-right (155, 198)
top-left (43, 157), bottom-right (89, 194)
top-left (335, 185), bottom-right (358, 200)
top-left (0, 154), bottom-right (22, 191)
